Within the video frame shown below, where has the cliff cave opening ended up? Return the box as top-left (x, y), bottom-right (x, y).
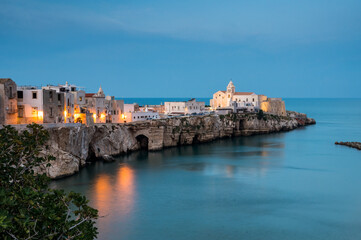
top-left (239, 119), bottom-right (245, 130)
top-left (192, 134), bottom-right (200, 144)
top-left (136, 135), bottom-right (149, 150)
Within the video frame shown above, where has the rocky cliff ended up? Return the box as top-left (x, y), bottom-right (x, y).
top-left (35, 112), bottom-right (315, 179)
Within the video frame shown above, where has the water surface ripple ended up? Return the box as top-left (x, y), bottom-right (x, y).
top-left (51, 99), bottom-right (361, 240)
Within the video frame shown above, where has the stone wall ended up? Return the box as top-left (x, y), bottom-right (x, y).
top-left (31, 112), bottom-right (315, 179)
top-left (260, 98), bottom-right (286, 116)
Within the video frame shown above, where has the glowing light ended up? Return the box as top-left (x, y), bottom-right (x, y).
top-left (93, 113), bottom-right (96, 122)
top-left (74, 113), bottom-right (80, 119)
top-left (116, 166), bottom-right (135, 214)
top-left (121, 114), bottom-right (126, 119)
top-left (63, 110), bottom-right (68, 123)
top-left (100, 113), bottom-right (106, 119)
top-left (37, 111), bottom-right (43, 119)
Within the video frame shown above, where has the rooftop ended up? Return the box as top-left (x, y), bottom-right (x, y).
top-left (234, 92), bottom-right (255, 95)
top-left (0, 78), bottom-right (13, 84)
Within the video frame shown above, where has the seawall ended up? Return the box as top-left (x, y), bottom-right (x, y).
top-left (32, 111), bottom-right (315, 179)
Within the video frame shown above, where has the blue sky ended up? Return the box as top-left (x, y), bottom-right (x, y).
top-left (1, 0), bottom-right (360, 98)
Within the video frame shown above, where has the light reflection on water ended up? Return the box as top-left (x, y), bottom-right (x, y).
top-left (51, 99), bottom-right (361, 240)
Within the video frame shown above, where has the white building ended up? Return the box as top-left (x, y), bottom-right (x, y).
top-left (122, 103), bottom-right (159, 123)
top-left (105, 96), bottom-right (124, 123)
top-left (164, 98), bottom-right (205, 115)
top-left (17, 87), bottom-right (43, 123)
top-left (124, 103), bottom-right (136, 113)
top-left (210, 81), bottom-right (259, 112)
top-left (124, 111), bottom-right (160, 123)
top-left (17, 86), bottom-right (61, 124)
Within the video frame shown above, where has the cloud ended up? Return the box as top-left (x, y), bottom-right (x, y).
top-left (1, 0), bottom-right (361, 45)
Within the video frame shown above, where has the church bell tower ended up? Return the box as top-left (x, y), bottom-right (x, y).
top-left (226, 80), bottom-right (235, 105)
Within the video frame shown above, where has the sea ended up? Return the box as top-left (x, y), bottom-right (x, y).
top-left (118, 97), bottom-right (211, 106)
top-left (51, 98), bottom-right (361, 240)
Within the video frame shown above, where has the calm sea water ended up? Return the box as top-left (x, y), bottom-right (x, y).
top-left (51, 98), bottom-right (361, 240)
top-left (119, 97), bottom-right (211, 106)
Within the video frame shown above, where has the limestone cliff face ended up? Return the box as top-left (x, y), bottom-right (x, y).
top-left (39, 112), bottom-right (315, 179)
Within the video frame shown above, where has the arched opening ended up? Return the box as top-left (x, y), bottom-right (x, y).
top-left (136, 135), bottom-right (149, 150)
top-left (239, 119), bottom-right (245, 130)
top-left (192, 134), bottom-right (200, 144)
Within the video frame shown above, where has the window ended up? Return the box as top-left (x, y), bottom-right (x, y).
top-left (50, 107), bottom-right (53, 117)
top-left (79, 97), bottom-right (83, 101)
top-left (9, 86), bottom-right (13, 98)
top-left (252, 98), bottom-right (254, 102)
top-left (49, 91), bottom-right (53, 100)
top-left (58, 94), bottom-right (61, 101)
top-left (17, 91), bottom-right (23, 99)
top-left (67, 99), bottom-right (70, 106)
top-left (32, 92), bottom-right (37, 99)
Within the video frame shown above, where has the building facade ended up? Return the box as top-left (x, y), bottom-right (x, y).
top-left (260, 97), bottom-right (286, 116)
top-left (210, 81), bottom-right (286, 116)
top-left (17, 86), bottom-right (62, 124)
top-left (0, 78), bottom-right (17, 125)
top-left (210, 81), bottom-right (259, 112)
top-left (42, 82), bottom-right (77, 123)
top-left (124, 111), bottom-right (160, 122)
top-left (105, 96), bottom-right (124, 123)
top-left (84, 86), bottom-right (124, 123)
top-left (164, 98), bottom-right (205, 115)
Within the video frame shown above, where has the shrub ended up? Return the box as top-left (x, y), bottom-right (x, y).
top-left (0, 124), bottom-right (98, 239)
top-left (257, 110), bottom-right (264, 120)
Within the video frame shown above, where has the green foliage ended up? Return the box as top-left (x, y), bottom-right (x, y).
top-left (257, 110), bottom-right (265, 120)
top-left (219, 115), bottom-right (225, 120)
top-left (230, 113), bottom-right (237, 122)
top-left (0, 124), bottom-right (98, 240)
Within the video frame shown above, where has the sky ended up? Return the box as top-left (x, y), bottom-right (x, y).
top-left (0, 0), bottom-right (361, 98)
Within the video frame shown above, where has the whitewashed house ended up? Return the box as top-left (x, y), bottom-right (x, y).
top-left (164, 98), bottom-right (205, 115)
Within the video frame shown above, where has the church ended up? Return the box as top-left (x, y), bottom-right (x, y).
top-left (210, 81), bottom-right (260, 111)
top-left (210, 81), bottom-right (286, 116)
